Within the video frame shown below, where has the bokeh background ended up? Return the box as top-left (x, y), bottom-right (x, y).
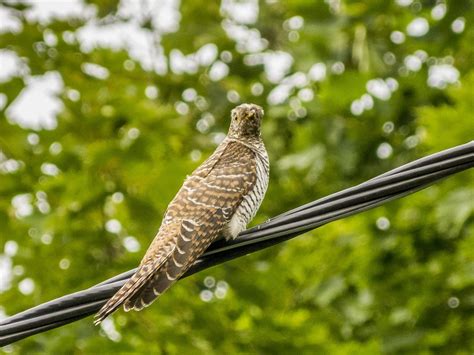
top-left (0, 0), bottom-right (473, 353)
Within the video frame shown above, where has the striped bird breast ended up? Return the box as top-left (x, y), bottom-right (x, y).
top-left (225, 144), bottom-right (269, 240)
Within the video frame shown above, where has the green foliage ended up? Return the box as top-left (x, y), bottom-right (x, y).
top-left (0, 0), bottom-right (472, 353)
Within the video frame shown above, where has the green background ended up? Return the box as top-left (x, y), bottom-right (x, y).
top-left (0, 0), bottom-right (473, 353)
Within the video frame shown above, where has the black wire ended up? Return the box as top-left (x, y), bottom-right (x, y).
top-left (1, 141), bottom-right (473, 346)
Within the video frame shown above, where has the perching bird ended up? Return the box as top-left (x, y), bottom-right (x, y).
top-left (94, 103), bottom-right (269, 324)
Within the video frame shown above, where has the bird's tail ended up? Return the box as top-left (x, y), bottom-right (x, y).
top-left (93, 219), bottom-right (200, 324)
top-left (93, 260), bottom-right (159, 325)
top-left (122, 222), bottom-right (198, 311)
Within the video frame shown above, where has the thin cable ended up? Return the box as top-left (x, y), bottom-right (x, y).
top-left (0, 141), bottom-right (472, 346)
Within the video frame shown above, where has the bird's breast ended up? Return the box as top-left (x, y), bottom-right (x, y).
top-left (224, 147), bottom-right (269, 240)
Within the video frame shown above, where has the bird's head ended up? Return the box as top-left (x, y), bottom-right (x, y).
top-left (228, 103), bottom-right (264, 139)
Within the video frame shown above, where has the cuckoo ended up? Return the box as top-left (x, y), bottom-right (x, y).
top-left (94, 103), bottom-right (269, 324)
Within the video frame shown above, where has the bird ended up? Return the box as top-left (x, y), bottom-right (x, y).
top-left (94, 103), bottom-right (269, 324)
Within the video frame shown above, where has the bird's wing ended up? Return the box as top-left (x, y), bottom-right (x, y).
top-left (94, 141), bottom-right (257, 323)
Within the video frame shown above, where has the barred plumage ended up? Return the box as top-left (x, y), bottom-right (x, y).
top-left (94, 103), bottom-right (269, 324)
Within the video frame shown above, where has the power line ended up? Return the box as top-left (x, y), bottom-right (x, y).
top-left (1, 141), bottom-right (473, 346)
